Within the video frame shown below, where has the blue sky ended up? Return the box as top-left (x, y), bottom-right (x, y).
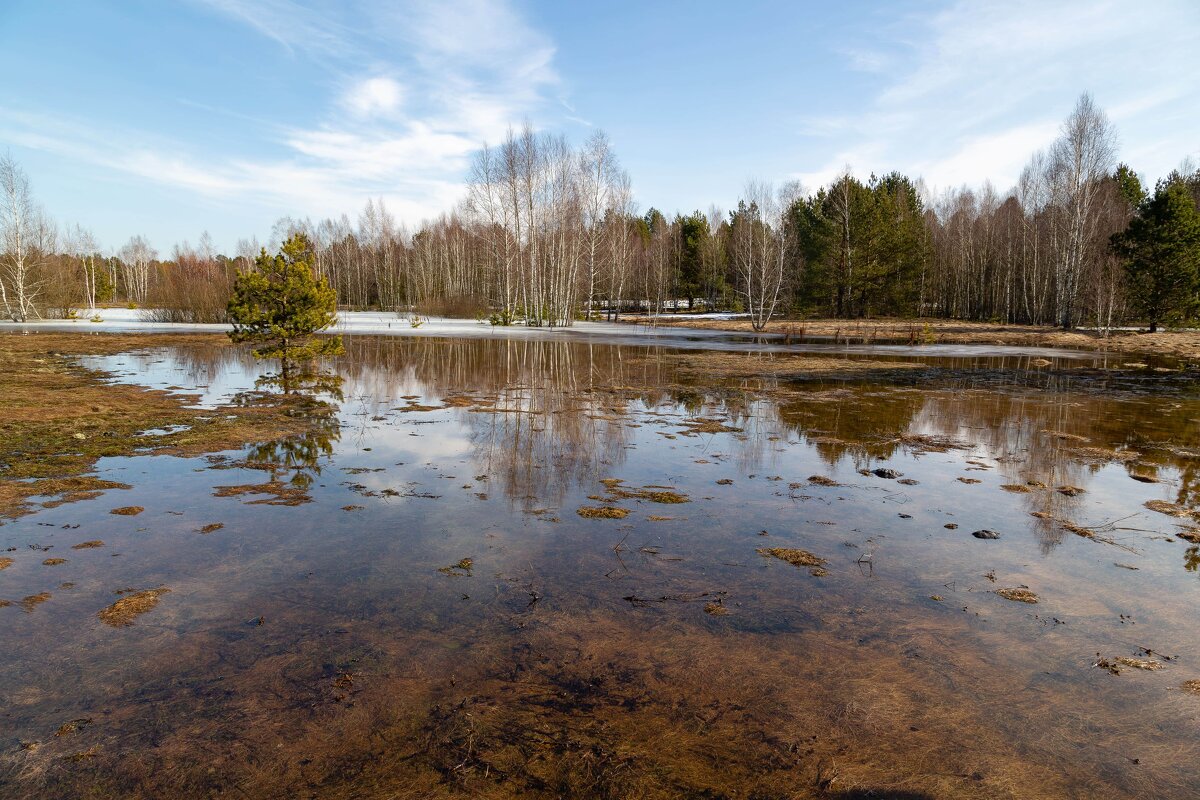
top-left (1, 0), bottom-right (1197, 252)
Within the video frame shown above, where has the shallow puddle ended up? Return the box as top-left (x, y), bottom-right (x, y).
top-left (2, 335), bottom-right (1199, 797)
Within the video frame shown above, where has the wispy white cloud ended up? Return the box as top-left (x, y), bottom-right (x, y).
top-left (342, 76), bottom-right (405, 118)
top-left (0, 106), bottom-right (465, 227)
top-left (797, 0), bottom-right (1200, 192)
top-left (910, 121), bottom-right (1061, 190)
top-left (191, 0), bottom-right (358, 57)
top-left (837, 46), bottom-right (891, 74)
top-left (5, 0), bottom-right (562, 239)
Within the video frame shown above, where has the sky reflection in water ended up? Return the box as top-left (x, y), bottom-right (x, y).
top-left (2, 335), bottom-right (1199, 798)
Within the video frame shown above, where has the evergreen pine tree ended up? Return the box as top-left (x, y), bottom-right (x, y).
top-left (1111, 180), bottom-right (1200, 332)
top-left (227, 234), bottom-right (344, 375)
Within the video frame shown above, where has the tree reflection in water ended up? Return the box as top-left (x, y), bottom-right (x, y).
top-left (119, 335), bottom-right (1200, 547)
top-left (223, 367), bottom-right (344, 500)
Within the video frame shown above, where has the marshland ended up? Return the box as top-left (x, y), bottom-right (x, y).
top-left (2, 327), bottom-right (1199, 798)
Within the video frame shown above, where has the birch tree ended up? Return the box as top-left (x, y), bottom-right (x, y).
top-left (0, 155), bottom-right (54, 322)
top-left (65, 223), bottom-right (102, 314)
top-left (578, 130), bottom-right (617, 318)
top-left (119, 234), bottom-right (156, 303)
top-left (602, 173), bottom-right (636, 320)
top-left (1048, 93), bottom-right (1117, 329)
top-left (730, 181), bottom-right (797, 331)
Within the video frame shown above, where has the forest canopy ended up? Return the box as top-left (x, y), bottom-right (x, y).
top-left (3, 93), bottom-right (1199, 331)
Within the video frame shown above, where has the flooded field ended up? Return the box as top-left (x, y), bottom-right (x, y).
top-left (2, 334), bottom-right (1200, 798)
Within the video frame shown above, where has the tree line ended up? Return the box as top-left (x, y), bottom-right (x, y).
top-left (3, 93), bottom-right (1199, 330)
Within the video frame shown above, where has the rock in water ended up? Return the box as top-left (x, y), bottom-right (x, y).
top-left (872, 468), bottom-right (902, 479)
top-left (971, 529), bottom-right (1001, 540)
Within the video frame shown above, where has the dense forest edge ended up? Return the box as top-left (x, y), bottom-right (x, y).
top-left (3, 93), bottom-right (1200, 335)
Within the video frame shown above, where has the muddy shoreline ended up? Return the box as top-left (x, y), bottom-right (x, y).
top-left (620, 316), bottom-right (1200, 361)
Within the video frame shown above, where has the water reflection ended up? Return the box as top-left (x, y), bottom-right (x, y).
top-left (85, 335), bottom-right (1200, 536)
top-left (7, 335), bottom-right (1197, 798)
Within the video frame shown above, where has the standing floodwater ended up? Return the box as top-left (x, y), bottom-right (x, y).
top-left (2, 335), bottom-right (1199, 798)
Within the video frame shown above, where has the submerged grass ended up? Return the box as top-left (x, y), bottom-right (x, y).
top-left (20, 592), bottom-right (51, 612)
top-left (437, 558), bottom-right (474, 576)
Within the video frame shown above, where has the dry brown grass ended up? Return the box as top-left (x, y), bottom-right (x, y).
top-left (1114, 657), bottom-right (1164, 671)
top-left (71, 540), bottom-right (104, 549)
top-left (757, 547), bottom-right (829, 577)
top-left (109, 505), bottom-right (144, 516)
top-left (0, 476), bottom-right (131, 520)
top-left (597, 477), bottom-right (690, 504)
top-left (1145, 499), bottom-right (1198, 518)
top-left (576, 505), bottom-right (631, 519)
top-left (995, 588), bottom-right (1038, 604)
top-left (0, 332), bottom-right (326, 519)
top-left (97, 587), bottom-right (171, 627)
top-left (213, 481), bottom-right (312, 506)
top-left (807, 475), bottom-right (841, 487)
top-left (395, 402), bottom-right (444, 412)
